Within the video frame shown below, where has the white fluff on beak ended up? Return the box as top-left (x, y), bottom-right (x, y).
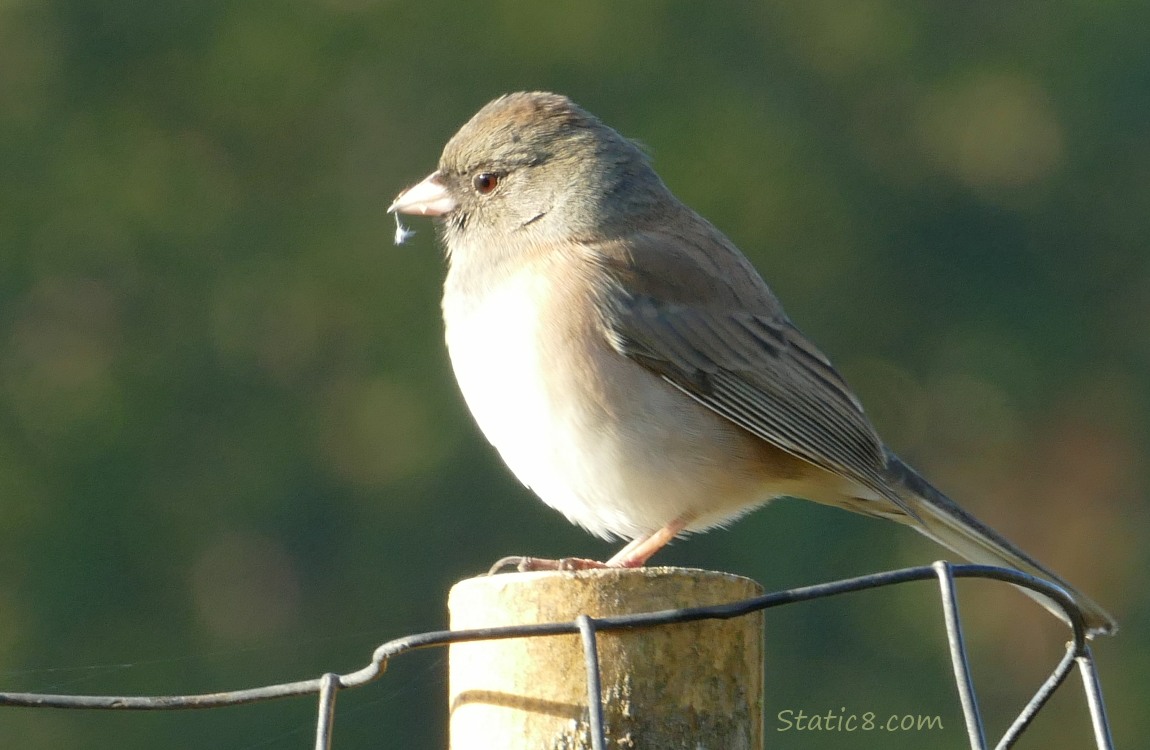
top-left (388, 171), bottom-right (458, 246)
top-left (393, 213), bottom-right (415, 245)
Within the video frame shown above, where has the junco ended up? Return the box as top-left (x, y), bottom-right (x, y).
top-left (389, 92), bottom-right (1116, 636)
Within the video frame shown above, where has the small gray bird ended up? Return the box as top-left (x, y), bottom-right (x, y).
top-left (390, 92), bottom-right (1115, 636)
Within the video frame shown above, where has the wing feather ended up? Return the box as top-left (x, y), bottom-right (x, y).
top-left (591, 230), bottom-right (911, 515)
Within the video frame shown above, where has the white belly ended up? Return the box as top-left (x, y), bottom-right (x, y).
top-left (443, 266), bottom-right (774, 540)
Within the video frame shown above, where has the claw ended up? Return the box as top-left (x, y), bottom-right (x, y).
top-left (486, 555), bottom-right (609, 574)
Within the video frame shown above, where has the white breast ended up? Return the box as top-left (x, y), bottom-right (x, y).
top-left (444, 267), bottom-right (632, 531)
top-left (443, 264), bottom-right (740, 545)
top-left (443, 268), bottom-right (559, 502)
top-left (442, 260), bottom-right (779, 541)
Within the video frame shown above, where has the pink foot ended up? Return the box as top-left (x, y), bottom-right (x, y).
top-left (487, 513), bottom-right (699, 575)
top-left (487, 556), bottom-right (609, 574)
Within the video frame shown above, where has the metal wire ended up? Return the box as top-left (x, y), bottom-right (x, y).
top-left (315, 673), bottom-right (339, 750)
top-left (0, 562), bottom-right (1114, 749)
top-left (1079, 645), bottom-right (1116, 750)
top-left (996, 642), bottom-right (1077, 749)
top-left (934, 561), bottom-right (987, 750)
top-left (576, 615), bottom-right (606, 750)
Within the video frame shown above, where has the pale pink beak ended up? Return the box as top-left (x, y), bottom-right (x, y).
top-left (388, 171), bottom-right (458, 216)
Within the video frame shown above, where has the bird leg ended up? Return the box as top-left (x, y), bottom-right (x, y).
top-left (604, 513), bottom-right (695, 567)
top-left (487, 512), bottom-right (696, 574)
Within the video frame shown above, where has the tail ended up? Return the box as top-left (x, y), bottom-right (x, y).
top-left (882, 451), bottom-right (1117, 638)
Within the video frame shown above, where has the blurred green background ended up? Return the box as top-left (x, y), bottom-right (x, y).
top-left (1, 1), bottom-right (1147, 748)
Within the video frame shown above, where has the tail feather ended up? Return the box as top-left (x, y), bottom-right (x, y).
top-left (883, 452), bottom-right (1117, 637)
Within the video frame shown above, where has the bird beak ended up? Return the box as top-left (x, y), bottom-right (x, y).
top-left (388, 171), bottom-right (458, 216)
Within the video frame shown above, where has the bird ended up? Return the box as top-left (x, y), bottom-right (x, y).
top-left (389, 91), bottom-right (1116, 636)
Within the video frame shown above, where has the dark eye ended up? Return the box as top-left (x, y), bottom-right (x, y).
top-left (472, 172), bottom-right (500, 194)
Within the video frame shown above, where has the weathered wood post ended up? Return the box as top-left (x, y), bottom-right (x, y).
top-left (448, 567), bottom-right (764, 749)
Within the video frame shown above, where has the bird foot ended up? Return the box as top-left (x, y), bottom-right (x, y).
top-left (486, 556), bottom-right (609, 575)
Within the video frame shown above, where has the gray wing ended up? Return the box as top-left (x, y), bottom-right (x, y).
top-left (592, 230), bottom-right (912, 516)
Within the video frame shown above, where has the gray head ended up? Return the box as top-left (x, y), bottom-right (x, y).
top-left (390, 92), bottom-right (673, 247)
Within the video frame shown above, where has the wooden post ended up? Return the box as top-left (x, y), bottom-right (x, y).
top-left (448, 566), bottom-right (764, 749)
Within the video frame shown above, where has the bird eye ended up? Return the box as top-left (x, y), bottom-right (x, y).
top-left (472, 172), bottom-right (500, 195)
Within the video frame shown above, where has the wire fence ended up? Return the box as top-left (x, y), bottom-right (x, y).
top-left (0, 561), bottom-right (1114, 750)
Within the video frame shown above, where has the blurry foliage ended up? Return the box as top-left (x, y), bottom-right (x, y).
top-left (0, 1), bottom-right (1147, 748)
